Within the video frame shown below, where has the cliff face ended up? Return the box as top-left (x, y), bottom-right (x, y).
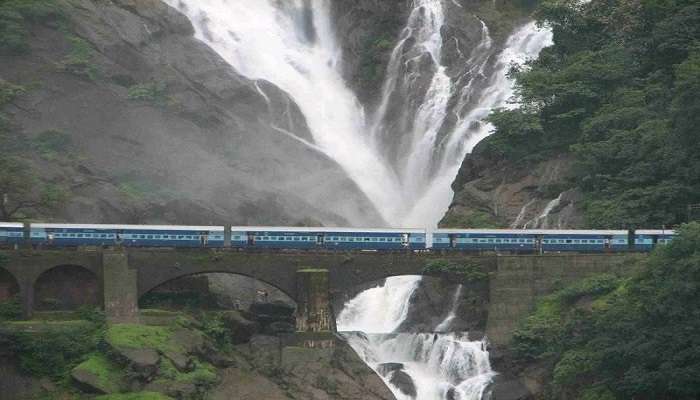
top-left (0, 0), bottom-right (381, 226)
top-left (441, 144), bottom-right (585, 229)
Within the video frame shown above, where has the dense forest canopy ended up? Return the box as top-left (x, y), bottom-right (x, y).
top-left (483, 0), bottom-right (700, 228)
top-left (513, 222), bottom-right (700, 400)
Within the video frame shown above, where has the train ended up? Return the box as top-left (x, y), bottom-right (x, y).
top-left (0, 222), bottom-right (676, 253)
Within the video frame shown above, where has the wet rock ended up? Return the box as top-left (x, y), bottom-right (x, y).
top-left (487, 374), bottom-right (533, 400)
top-left (71, 369), bottom-right (112, 394)
top-left (376, 362), bottom-right (404, 376)
top-left (144, 379), bottom-right (197, 398)
top-left (163, 350), bottom-right (191, 372)
top-left (220, 310), bottom-right (260, 344)
top-left (117, 348), bottom-right (160, 379)
top-left (388, 369), bottom-right (417, 398)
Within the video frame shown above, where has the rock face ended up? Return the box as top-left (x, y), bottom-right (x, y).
top-left (396, 275), bottom-right (490, 334)
top-left (442, 146), bottom-right (585, 229)
top-left (1, 0), bottom-right (381, 226)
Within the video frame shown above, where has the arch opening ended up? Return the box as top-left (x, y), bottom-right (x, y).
top-left (0, 267), bottom-right (20, 319)
top-left (34, 265), bottom-right (101, 311)
top-left (139, 272), bottom-right (296, 311)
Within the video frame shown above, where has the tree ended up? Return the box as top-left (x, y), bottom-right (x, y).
top-left (0, 156), bottom-right (63, 221)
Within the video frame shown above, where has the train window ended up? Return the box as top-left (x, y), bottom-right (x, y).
top-left (566, 240), bottom-right (572, 243)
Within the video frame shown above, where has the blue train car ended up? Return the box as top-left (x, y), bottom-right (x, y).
top-left (633, 229), bottom-right (675, 251)
top-left (0, 222), bottom-right (24, 246)
top-left (231, 227), bottom-right (427, 250)
top-left (538, 230), bottom-right (628, 252)
top-left (30, 224), bottom-right (225, 248)
top-left (432, 229), bottom-right (538, 252)
top-left (323, 228), bottom-right (426, 250)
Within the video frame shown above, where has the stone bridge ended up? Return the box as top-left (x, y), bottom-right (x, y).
top-left (0, 248), bottom-right (637, 345)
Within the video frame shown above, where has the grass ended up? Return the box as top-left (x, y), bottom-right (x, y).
top-left (73, 353), bottom-right (124, 393)
top-left (159, 358), bottom-right (218, 386)
top-left (105, 324), bottom-right (179, 353)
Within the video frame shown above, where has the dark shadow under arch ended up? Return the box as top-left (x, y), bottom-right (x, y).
top-left (139, 271), bottom-right (296, 311)
top-left (0, 267), bottom-right (19, 302)
top-left (34, 265), bottom-right (102, 311)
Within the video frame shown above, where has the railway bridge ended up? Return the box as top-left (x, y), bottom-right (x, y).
top-left (0, 248), bottom-right (636, 345)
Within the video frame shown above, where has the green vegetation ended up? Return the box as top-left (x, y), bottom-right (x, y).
top-left (105, 324), bottom-right (179, 353)
top-left (0, 0), bottom-right (63, 55)
top-left (483, 0), bottom-right (700, 227)
top-left (111, 394), bottom-right (173, 400)
top-left (58, 35), bottom-right (100, 80)
top-left (9, 320), bottom-right (103, 380)
top-left (512, 222), bottom-right (700, 399)
top-left (73, 353), bottom-right (124, 393)
top-left (95, 392), bottom-right (174, 400)
top-left (422, 259), bottom-right (488, 282)
top-left (31, 129), bottom-right (73, 160)
top-left (127, 82), bottom-right (170, 107)
top-left (355, 13), bottom-right (404, 96)
top-left (0, 297), bottom-right (22, 320)
top-left (158, 358), bottom-right (218, 386)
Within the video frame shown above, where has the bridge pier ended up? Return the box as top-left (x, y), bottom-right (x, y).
top-left (102, 250), bottom-right (139, 323)
top-left (19, 278), bottom-right (34, 320)
top-left (295, 269), bottom-right (335, 335)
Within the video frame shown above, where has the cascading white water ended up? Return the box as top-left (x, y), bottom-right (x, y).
top-left (338, 277), bottom-right (495, 400)
top-left (163, 0), bottom-right (552, 227)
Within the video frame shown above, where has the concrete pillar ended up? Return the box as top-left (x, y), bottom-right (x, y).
top-left (102, 250), bottom-right (139, 323)
top-left (295, 269), bottom-right (335, 333)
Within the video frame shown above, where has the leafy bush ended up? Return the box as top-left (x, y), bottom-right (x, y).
top-left (32, 129), bottom-right (72, 159)
top-left (58, 35), bottom-right (100, 80)
top-left (95, 392), bottom-right (174, 400)
top-left (422, 260), bottom-right (488, 282)
top-left (0, 0), bottom-right (62, 55)
top-left (11, 322), bottom-right (102, 379)
top-left (0, 297), bottom-right (22, 320)
top-left (512, 223), bottom-right (700, 399)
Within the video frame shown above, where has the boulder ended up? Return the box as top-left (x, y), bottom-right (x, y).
top-left (220, 310), bottom-right (260, 344)
top-left (376, 363), bottom-right (416, 398)
top-left (163, 350), bottom-right (192, 373)
top-left (144, 379), bottom-right (198, 398)
top-left (376, 363), bottom-right (404, 376)
top-left (117, 348), bottom-right (160, 379)
top-left (70, 369), bottom-right (111, 394)
top-left (487, 374), bottom-right (533, 400)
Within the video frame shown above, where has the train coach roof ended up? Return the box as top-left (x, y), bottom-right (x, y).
top-left (0, 222), bottom-right (24, 228)
top-left (31, 223), bottom-right (225, 231)
top-left (230, 226), bottom-right (426, 234)
top-left (635, 229), bottom-right (676, 235)
top-left (433, 229), bottom-right (629, 235)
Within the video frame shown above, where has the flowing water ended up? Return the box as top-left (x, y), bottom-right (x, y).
top-left (338, 277), bottom-right (495, 400)
top-left (162, 0), bottom-right (552, 227)
top-left (161, 1), bottom-right (553, 398)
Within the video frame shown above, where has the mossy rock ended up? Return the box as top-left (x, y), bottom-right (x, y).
top-left (71, 353), bottom-right (125, 394)
top-left (105, 324), bottom-right (179, 353)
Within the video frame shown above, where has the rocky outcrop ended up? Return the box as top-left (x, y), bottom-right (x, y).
top-left (0, 0), bottom-right (381, 226)
top-left (442, 147), bottom-right (584, 229)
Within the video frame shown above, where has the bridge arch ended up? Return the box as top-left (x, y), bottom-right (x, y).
top-left (139, 270), bottom-right (296, 308)
top-left (33, 265), bottom-right (102, 311)
top-left (0, 266), bottom-right (20, 302)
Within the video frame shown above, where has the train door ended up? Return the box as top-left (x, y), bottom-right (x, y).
top-left (247, 233), bottom-right (255, 246)
top-left (316, 234), bottom-right (324, 246)
top-left (604, 236), bottom-right (612, 252)
top-left (449, 234), bottom-right (457, 249)
top-left (628, 229), bottom-right (635, 251)
top-left (200, 233), bottom-right (209, 247)
top-left (401, 234), bottom-right (409, 248)
top-left (535, 236), bottom-right (543, 254)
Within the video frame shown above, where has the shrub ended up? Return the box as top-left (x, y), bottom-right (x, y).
top-left (58, 35), bottom-right (100, 80)
top-left (127, 82), bottom-right (169, 107)
top-left (422, 260), bottom-right (488, 282)
top-left (11, 322), bottom-right (102, 379)
top-left (32, 129), bottom-right (72, 159)
top-left (0, 297), bottom-right (22, 320)
top-left (0, 0), bottom-right (63, 55)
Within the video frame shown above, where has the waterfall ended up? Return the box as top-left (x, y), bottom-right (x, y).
top-left (338, 278), bottom-right (495, 400)
top-left (163, 0), bottom-right (552, 228)
top-left (435, 284), bottom-right (463, 332)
